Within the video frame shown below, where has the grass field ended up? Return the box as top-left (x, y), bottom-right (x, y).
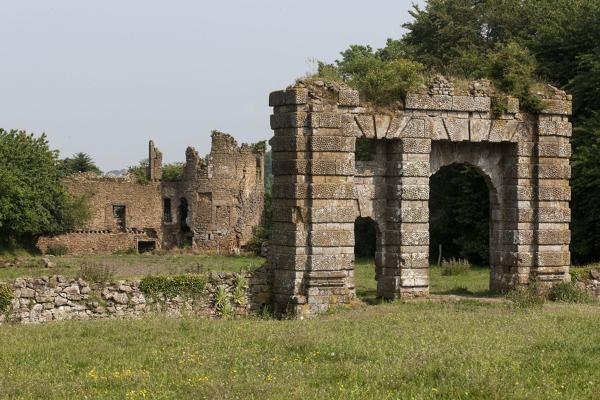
top-left (1, 255), bottom-right (599, 399)
top-left (0, 253), bottom-right (265, 281)
top-left (354, 259), bottom-right (492, 302)
top-left (1, 301), bottom-right (599, 399)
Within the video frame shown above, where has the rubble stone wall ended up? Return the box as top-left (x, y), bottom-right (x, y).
top-left (0, 266), bottom-right (272, 325)
top-left (268, 77), bottom-right (572, 316)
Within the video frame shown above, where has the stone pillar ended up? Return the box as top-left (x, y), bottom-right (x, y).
top-left (380, 135), bottom-right (431, 298)
top-left (269, 85), bottom-right (360, 315)
top-left (148, 140), bottom-right (163, 182)
top-left (532, 96), bottom-right (572, 285)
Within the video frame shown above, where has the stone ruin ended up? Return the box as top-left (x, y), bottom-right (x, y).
top-left (37, 132), bottom-right (265, 255)
top-left (268, 77), bottom-right (573, 316)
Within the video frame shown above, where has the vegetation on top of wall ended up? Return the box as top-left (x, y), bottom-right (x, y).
top-left (314, 40), bottom-right (545, 112)
top-left (127, 159), bottom-right (150, 184)
top-left (139, 275), bottom-right (207, 299)
top-left (0, 284), bottom-right (13, 313)
top-left (161, 162), bottom-right (184, 182)
top-left (251, 140), bottom-right (267, 153)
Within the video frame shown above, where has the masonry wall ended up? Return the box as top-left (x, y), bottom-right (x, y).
top-left (268, 77), bottom-right (572, 316)
top-left (37, 231), bottom-right (157, 255)
top-left (64, 175), bottom-right (163, 233)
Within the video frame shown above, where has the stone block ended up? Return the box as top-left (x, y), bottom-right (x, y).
top-left (338, 89), bottom-right (360, 106)
top-left (540, 99), bottom-right (572, 115)
top-left (470, 119), bottom-right (491, 141)
top-left (386, 113), bottom-right (410, 138)
top-left (538, 119), bottom-right (572, 137)
top-left (452, 96), bottom-right (491, 112)
top-left (310, 112), bottom-right (342, 128)
top-left (400, 119), bottom-right (426, 138)
top-left (538, 142), bottom-right (571, 158)
top-left (488, 120), bottom-right (519, 142)
top-left (270, 112), bottom-right (309, 129)
top-left (374, 114), bottom-right (392, 139)
top-left (405, 94), bottom-right (452, 110)
top-left (443, 118), bottom-right (469, 141)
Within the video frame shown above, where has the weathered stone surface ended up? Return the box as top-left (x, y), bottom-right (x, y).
top-left (1, 268), bottom-right (271, 325)
top-left (268, 78), bottom-right (572, 316)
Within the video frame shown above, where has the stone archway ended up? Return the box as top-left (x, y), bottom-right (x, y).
top-left (429, 142), bottom-right (509, 290)
top-left (268, 78), bottom-right (572, 316)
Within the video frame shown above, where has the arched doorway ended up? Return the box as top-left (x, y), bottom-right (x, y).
top-left (429, 142), bottom-right (505, 293)
top-left (429, 163), bottom-right (492, 294)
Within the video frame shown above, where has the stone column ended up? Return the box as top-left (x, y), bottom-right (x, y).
top-left (269, 85), bottom-right (360, 315)
top-left (380, 125), bottom-right (431, 298)
top-left (532, 96), bottom-right (572, 285)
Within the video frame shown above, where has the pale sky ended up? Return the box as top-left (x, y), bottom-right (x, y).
top-left (1, 0), bottom-right (424, 171)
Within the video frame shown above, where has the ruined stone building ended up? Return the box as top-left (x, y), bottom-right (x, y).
top-left (268, 77), bottom-right (572, 315)
top-left (38, 132), bottom-right (265, 254)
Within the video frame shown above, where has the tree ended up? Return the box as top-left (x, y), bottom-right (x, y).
top-left (61, 152), bottom-right (101, 175)
top-left (0, 129), bottom-right (90, 248)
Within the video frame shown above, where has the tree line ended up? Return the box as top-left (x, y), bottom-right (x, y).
top-left (313, 0), bottom-right (600, 265)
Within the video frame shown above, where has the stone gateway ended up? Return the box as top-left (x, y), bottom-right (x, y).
top-left (268, 77), bottom-right (572, 316)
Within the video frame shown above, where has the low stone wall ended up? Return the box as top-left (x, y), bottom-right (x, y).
top-left (574, 269), bottom-right (600, 298)
top-left (36, 231), bottom-right (157, 255)
top-left (0, 266), bottom-right (271, 324)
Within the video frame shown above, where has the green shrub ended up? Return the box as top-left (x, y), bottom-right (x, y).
top-left (139, 275), bottom-right (206, 299)
top-left (46, 244), bottom-right (68, 256)
top-left (214, 285), bottom-right (233, 317)
top-left (507, 283), bottom-right (546, 309)
top-left (548, 282), bottom-right (594, 304)
top-left (486, 41), bottom-right (545, 113)
top-left (79, 262), bottom-right (115, 283)
top-left (0, 284), bottom-right (13, 313)
top-left (570, 267), bottom-right (595, 282)
top-left (441, 258), bottom-right (471, 276)
top-left (247, 226), bottom-right (268, 256)
top-left (490, 96), bottom-right (509, 117)
top-left (161, 163), bottom-right (184, 182)
top-left (232, 275), bottom-right (248, 306)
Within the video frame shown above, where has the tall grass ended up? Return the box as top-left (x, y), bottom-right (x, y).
top-left (0, 302), bottom-right (599, 399)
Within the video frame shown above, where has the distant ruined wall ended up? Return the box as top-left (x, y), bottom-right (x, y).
top-left (37, 231), bottom-right (157, 255)
top-left (37, 132), bottom-right (265, 255)
top-left (166, 132), bottom-right (265, 253)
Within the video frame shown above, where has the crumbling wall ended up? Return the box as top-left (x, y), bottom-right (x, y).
top-left (166, 132), bottom-right (265, 253)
